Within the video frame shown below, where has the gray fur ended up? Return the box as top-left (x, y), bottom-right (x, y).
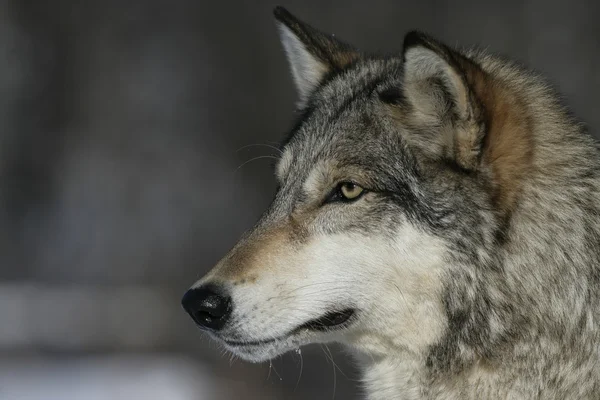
top-left (187, 7), bottom-right (600, 399)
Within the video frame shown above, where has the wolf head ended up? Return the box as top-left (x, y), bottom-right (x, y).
top-left (182, 7), bottom-right (533, 364)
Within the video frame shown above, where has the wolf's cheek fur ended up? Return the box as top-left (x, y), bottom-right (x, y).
top-left (200, 218), bottom-right (448, 359)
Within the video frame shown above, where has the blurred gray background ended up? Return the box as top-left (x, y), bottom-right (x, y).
top-left (0, 0), bottom-right (598, 399)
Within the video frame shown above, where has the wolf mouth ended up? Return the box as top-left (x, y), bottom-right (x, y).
top-left (297, 308), bottom-right (355, 332)
top-left (223, 308), bottom-right (356, 347)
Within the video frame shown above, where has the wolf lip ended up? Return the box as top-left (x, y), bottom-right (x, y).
top-left (221, 309), bottom-right (356, 348)
top-left (223, 337), bottom-right (276, 347)
top-left (296, 308), bottom-right (355, 332)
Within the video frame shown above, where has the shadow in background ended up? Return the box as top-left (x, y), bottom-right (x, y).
top-left (0, 0), bottom-right (598, 399)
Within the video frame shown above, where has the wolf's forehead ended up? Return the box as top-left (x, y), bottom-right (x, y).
top-left (275, 58), bottom-right (405, 184)
top-left (276, 120), bottom-right (354, 185)
top-left (318, 58), bottom-right (401, 104)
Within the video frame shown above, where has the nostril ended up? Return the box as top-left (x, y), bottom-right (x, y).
top-left (191, 310), bottom-right (215, 328)
top-left (181, 285), bottom-right (232, 331)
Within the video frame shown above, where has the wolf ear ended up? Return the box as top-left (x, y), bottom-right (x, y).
top-left (274, 7), bottom-right (360, 108)
top-left (398, 31), bottom-right (486, 171)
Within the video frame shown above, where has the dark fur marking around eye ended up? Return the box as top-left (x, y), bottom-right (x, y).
top-left (379, 86), bottom-right (406, 105)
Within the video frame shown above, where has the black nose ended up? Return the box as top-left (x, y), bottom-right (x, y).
top-left (181, 285), bottom-right (232, 331)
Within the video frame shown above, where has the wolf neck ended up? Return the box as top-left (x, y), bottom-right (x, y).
top-left (443, 57), bottom-right (600, 397)
top-left (357, 352), bottom-right (427, 400)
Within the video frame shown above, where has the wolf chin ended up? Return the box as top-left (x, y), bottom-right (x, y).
top-left (182, 7), bottom-right (600, 399)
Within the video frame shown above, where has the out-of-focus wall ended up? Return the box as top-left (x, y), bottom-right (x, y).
top-left (0, 1), bottom-right (598, 399)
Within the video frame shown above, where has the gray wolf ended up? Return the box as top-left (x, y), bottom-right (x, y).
top-left (182, 6), bottom-right (600, 399)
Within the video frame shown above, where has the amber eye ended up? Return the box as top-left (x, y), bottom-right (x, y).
top-left (324, 182), bottom-right (366, 204)
top-left (339, 182), bottom-right (364, 200)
